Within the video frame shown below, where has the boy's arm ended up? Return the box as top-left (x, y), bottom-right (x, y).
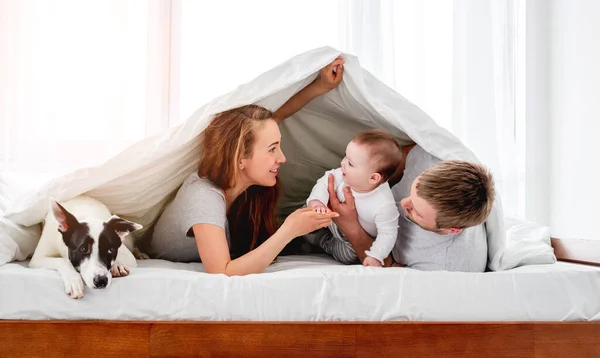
top-left (326, 175), bottom-right (373, 263)
top-left (306, 168), bottom-right (343, 207)
top-left (327, 176), bottom-right (398, 266)
top-left (364, 203), bottom-right (399, 265)
top-left (273, 57), bottom-right (344, 124)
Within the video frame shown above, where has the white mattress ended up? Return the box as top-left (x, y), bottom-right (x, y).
top-left (1, 255), bottom-right (599, 321)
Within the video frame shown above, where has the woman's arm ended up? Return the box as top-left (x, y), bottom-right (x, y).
top-left (194, 208), bottom-right (338, 276)
top-left (193, 224), bottom-right (292, 276)
top-left (273, 56), bottom-right (344, 124)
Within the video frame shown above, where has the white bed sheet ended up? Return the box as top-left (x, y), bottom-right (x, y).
top-left (1, 255), bottom-right (598, 322)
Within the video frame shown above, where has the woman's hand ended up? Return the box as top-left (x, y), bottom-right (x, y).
top-left (280, 207), bottom-right (338, 239)
top-left (313, 56), bottom-right (345, 94)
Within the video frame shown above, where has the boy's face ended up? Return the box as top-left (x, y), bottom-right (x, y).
top-left (340, 141), bottom-right (380, 192)
top-left (399, 176), bottom-right (462, 235)
top-left (400, 177), bottom-right (439, 231)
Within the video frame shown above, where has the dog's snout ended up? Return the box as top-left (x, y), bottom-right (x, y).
top-left (93, 275), bottom-right (108, 289)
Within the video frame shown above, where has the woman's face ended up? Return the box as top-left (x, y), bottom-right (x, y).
top-left (240, 119), bottom-right (286, 187)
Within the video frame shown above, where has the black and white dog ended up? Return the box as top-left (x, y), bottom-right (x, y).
top-left (29, 196), bottom-right (143, 299)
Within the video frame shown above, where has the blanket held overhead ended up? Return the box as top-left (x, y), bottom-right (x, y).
top-left (1, 47), bottom-right (555, 270)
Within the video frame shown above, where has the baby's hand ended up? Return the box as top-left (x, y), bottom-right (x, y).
top-left (308, 200), bottom-right (330, 214)
top-left (363, 256), bottom-right (383, 267)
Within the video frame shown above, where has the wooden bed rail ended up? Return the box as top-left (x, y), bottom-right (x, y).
top-left (551, 237), bottom-right (600, 266)
top-left (0, 321), bottom-right (598, 357)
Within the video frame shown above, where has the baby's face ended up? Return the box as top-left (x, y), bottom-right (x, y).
top-left (340, 141), bottom-right (380, 192)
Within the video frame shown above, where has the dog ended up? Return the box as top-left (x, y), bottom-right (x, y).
top-left (29, 195), bottom-right (143, 299)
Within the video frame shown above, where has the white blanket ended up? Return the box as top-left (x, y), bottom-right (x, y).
top-left (0, 174), bottom-right (41, 264)
top-left (1, 47), bottom-right (555, 270)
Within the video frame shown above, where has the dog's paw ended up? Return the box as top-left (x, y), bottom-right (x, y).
top-left (63, 273), bottom-right (85, 299)
top-left (110, 262), bottom-right (130, 278)
top-left (133, 248), bottom-right (150, 260)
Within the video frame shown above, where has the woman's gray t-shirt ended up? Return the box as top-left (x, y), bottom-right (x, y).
top-left (149, 173), bottom-right (230, 262)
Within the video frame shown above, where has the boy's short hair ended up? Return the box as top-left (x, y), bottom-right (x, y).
top-left (352, 129), bottom-right (402, 182)
top-left (416, 160), bottom-right (495, 229)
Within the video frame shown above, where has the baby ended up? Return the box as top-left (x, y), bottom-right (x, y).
top-left (305, 129), bottom-right (402, 267)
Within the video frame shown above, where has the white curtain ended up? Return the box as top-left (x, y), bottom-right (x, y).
top-left (1, 0), bottom-right (524, 217)
top-left (0, 0), bottom-right (170, 185)
top-left (175, 0), bottom-right (343, 122)
top-left (338, 0), bottom-right (523, 217)
top-left (339, 0), bottom-right (454, 130)
top-left (452, 0), bottom-right (524, 218)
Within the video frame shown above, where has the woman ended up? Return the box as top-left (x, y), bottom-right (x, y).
top-left (148, 57), bottom-right (345, 276)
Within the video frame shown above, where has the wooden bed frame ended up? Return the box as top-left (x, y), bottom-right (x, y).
top-left (1, 237), bottom-right (599, 357)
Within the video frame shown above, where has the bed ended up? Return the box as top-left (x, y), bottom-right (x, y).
top-left (2, 252), bottom-right (600, 322)
top-left (1, 238), bottom-right (599, 356)
top-left (1, 47), bottom-right (599, 355)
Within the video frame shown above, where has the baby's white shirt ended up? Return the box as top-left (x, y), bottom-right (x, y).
top-left (306, 168), bottom-right (399, 264)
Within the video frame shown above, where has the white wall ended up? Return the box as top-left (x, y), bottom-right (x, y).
top-left (548, 0), bottom-right (600, 239)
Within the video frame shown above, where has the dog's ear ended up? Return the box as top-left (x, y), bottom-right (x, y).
top-left (51, 200), bottom-right (79, 233)
top-left (104, 215), bottom-right (143, 241)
